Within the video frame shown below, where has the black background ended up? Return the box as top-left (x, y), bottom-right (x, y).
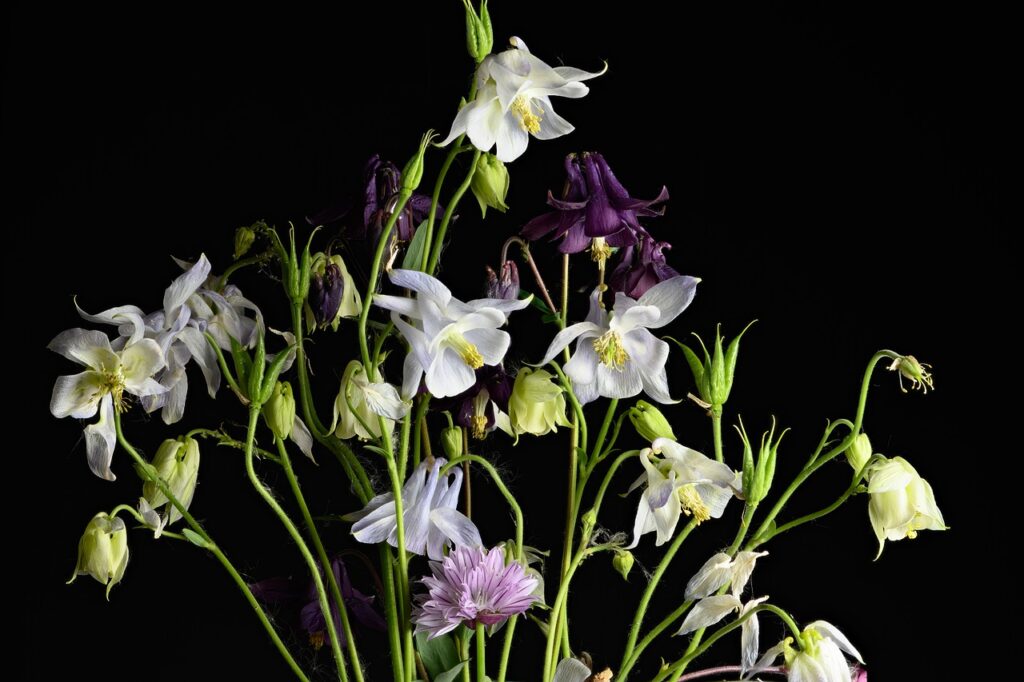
top-left (6, 2), bottom-right (1010, 680)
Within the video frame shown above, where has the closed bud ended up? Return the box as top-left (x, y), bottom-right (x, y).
top-left (143, 436), bottom-right (202, 525)
top-left (263, 381), bottom-right (296, 440)
top-left (581, 508), bottom-right (598, 536)
top-left (485, 261), bottom-right (520, 300)
top-left (441, 426), bottom-right (464, 460)
top-left (471, 152), bottom-right (509, 217)
top-left (68, 512), bottom-right (129, 599)
top-left (401, 131), bottom-right (436, 194)
top-left (233, 225), bottom-right (256, 260)
top-left (846, 433), bottom-right (873, 474)
top-left (612, 550), bottom-right (635, 581)
top-left (462, 0), bottom-right (493, 62)
top-left (629, 400), bottom-right (676, 442)
top-left (506, 368), bottom-right (570, 441)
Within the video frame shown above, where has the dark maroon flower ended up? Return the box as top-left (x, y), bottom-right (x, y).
top-left (484, 260), bottom-right (520, 300)
top-left (521, 152), bottom-right (668, 253)
top-left (608, 236), bottom-right (681, 298)
top-left (250, 556), bottom-right (385, 649)
top-left (435, 364), bottom-right (513, 439)
top-left (310, 262), bottom-right (345, 327)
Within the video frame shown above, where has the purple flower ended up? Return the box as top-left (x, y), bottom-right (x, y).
top-left (521, 152), bottom-right (669, 253)
top-left (608, 236), bottom-right (681, 298)
top-left (413, 545), bottom-right (538, 639)
top-left (484, 260), bottom-right (520, 301)
top-left (249, 556), bottom-right (385, 649)
top-left (435, 364), bottom-right (513, 440)
top-left (310, 261), bottom-right (345, 326)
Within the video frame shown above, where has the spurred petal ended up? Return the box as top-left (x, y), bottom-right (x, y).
top-left (674, 595), bottom-right (742, 635)
top-left (807, 620), bottom-right (864, 664)
top-left (430, 507), bottom-right (483, 551)
top-left (74, 300), bottom-right (148, 347)
top-left (539, 321), bottom-right (602, 366)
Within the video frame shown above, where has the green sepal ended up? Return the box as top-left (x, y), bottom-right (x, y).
top-left (181, 528), bottom-right (211, 549)
top-left (401, 221), bottom-right (430, 271)
top-left (247, 330), bottom-right (266, 405)
top-left (260, 344), bottom-right (297, 403)
top-left (229, 335), bottom-right (252, 394)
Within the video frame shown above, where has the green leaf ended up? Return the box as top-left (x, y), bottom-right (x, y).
top-left (435, 662), bottom-right (468, 682)
top-left (181, 529), bottom-right (210, 549)
top-left (402, 221), bottom-right (430, 271)
top-left (415, 632), bottom-right (461, 679)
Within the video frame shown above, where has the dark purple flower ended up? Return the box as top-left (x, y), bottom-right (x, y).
top-left (608, 236), bottom-right (681, 298)
top-left (250, 556), bottom-right (385, 649)
top-left (484, 260), bottom-right (520, 300)
top-left (413, 545), bottom-right (538, 639)
top-left (435, 364), bottom-right (513, 440)
top-left (521, 152), bottom-right (669, 253)
top-left (310, 262), bottom-right (345, 327)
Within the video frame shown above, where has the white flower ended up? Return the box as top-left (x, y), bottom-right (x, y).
top-left (349, 457), bottom-right (481, 561)
top-left (49, 329), bottom-right (166, 480)
top-left (754, 621), bottom-right (864, 682)
top-left (373, 269), bottom-right (530, 399)
top-left (440, 37), bottom-right (605, 162)
top-left (684, 550), bottom-right (768, 600)
top-left (626, 438), bottom-right (739, 548)
top-left (540, 276), bottom-right (700, 405)
top-left (331, 360), bottom-right (410, 441)
top-left (867, 456), bottom-right (946, 558)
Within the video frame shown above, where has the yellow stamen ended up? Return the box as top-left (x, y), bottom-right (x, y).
top-left (309, 631), bottom-right (325, 650)
top-left (590, 237), bottom-right (612, 264)
top-left (450, 335), bottom-right (484, 369)
top-left (593, 330), bottom-right (628, 370)
top-left (678, 485), bottom-right (711, 524)
top-left (511, 95), bottom-right (543, 134)
top-left (100, 369), bottom-right (128, 413)
top-left (471, 415), bottom-right (488, 440)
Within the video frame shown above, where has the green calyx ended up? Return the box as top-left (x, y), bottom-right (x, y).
top-left (675, 320), bottom-right (756, 411)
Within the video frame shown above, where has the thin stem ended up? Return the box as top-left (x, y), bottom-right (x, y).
top-left (380, 545), bottom-right (405, 682)
top-left (277, 437), bottom-right (365, 682)
top-left (426, 149), bottom-right (482, 275)
top-left (476, 623), bottom-right (487, 682)
top-left (113, 412), bottom-right (309, 681)
top-left (383, 452), bottom-right (414, 682)
top-left (420, 144), bottom-right (462, 272)
top-left (590, 399), bottom-right (619, 463)
top-left (462, 426), bottom-right (473, 519)
top-left (502, 236), bottom-right (559, 315)
top-left (711, 410), bottom-right (724, 463)
top-left (496, 615), bottom-right (518, 682)
top-left (442, 455), bottom-right (525, 556)
top-left (768, 456), bottom-right (877, 540)
top-left (677, 666), bottom-right (785, 681)
top-left (217, 252), bottom-right (269, 290)
top-left (560, 253), bottom-right (569, 329)
top-left (203, 333), bottom-right (244, 400)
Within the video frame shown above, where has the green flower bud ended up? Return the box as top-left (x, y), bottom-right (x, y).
top-left (68, 512), bottom-right (129, 599)
top-left (845, 433), bottom-right (872, 474)
top-left (441, 426), bottom-right (464, 460)
top-left (143, 436), bottom-right (201, 525)
top-left (247, 329), bottom-right (267, 404)
top-left (612, 550), bottom-right (635, 581)
top-left (263, 381), bottom-right (296, 440)
top-left (401, 131), bottom-right (436, 194)
top-left (581, 508), bottom-right (598, 537)
top-left (462, 0), bottom-right (493, 63)
top-left (734, 418), bottom-right (784, 505)
top-left (471, 152), bottom-right (509, 217)
top-left (887, 354), bottom-right (934, 394)
top-left (507, 368), bottom-right (571, 441)
top-left (677, 321), bottom-right (755, 411)
top-left (233, 225), bottom-right (256, 260)
top-left (629, 400), bottom-right (676, 442)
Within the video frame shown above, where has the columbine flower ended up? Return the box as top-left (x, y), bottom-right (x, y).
top-left (609, 236), bottom-right (680, 298)
top-left (521, 152), bottom-right (669, 253)
top-left (503, 367), bottom-right (571, 441)
top-left (436, 364), bottom-right (513, 440)
top-left (349, 457), bottom-right (481, 561)
top-left (49, 329), bottom-right (166, 480)
top-left (553, 658), bottom-right (613, 682)
top-left (331, 360), bottom-right (409, 441)
top-left (68, 512), bottom-right (129, 599)
top-left (887, 355), bottom-right (934, 393)
top-left (440, 37), bottom-right (604, 163)
top-left (866, 456), bottom-right (946, 558)
top-left (539, 276), bottom-right (699, 405)
top-left (142, 436), bottom-right (201, 526)
top-left (308, 252), bottom-right (361, 331)
top-left (684, 550), bottom-right (768, 600)
top-left (250, 556), bottom-right (385, 650)
top-left (757, 621), bottom-right (864, 682)
top-left (485, 260), bottom-right (520, 300)
top-left (374, 269), bottom-right (530, 399)
top-left (626, 438), bottom-right (739, 548)
top-left (413, 544), bottom-right (537, 638)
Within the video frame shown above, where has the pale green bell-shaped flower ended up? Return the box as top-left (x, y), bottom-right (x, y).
top-left (867, 456), bottom-right (946, 558)
top-left (506, 367), bottom-right (570, 441)
top-left (470, 152), bottom-right (510, 217)
top-left (68, 512), bottom-right (129, 599)
top-left (143, 436), bottom-right (201, 525)
top-left (263, 381), bottom-right (297, 440)
top-left (331, 360), bottom-right (409, 441)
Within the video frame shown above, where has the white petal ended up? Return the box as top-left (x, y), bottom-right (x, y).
top-left (532, 98), bottom-right (574, 141)
top-left (161, 369), bottom-right (188, 424)
top-left (695, 481), bottom-right (735, 519)
top-left (426, 466), bottom-right (463, 560)
top-left (438, 97), bottom-right (475, 147)
top-left (731, 551), bottom-right (768, 597)
top-left (636, 275), bottom-right (700, 329)
top-left (425, 348), bottom-right (476, 398)
top-left (363, 381), bottom-right (410, 420)
top-left (674, 595), bottom-right (742, 635)
top-left (388, 269), bottom-right (454, 308)
top-left (393, 314), bottom-right (432, 370)
top-left (553, 64), bottom-right (607, 83)
top-left (817, 639), bottom-right (853, 682)
top-left (461, 295), bottom-right (533, 315)
top-left (626, 494), bottom-right (657, 549)
top-left (611, 304), bottom-right (661, 334)
top-left (625, 330), bottom-right (675, 403)
top-left (50, 372), bottom-right (105, 419)
top-left (789, 653), bottom-right (828, 682)
top-left (596, 359), bottom-right (643, 399)
top-left (401, 459), bottom-right (443, 555)
top-left (867, 459), bottom-right (914, 493)
top-left (573, 376), bottom-right (599, 405)
top-left (120, 339), bottom-right (167, 388)
top-left (495, 114), bottom-right (530, 162)
top-left (430, 507), bottom-right (482, 550)
top-left (48, 328), bottom-right (115, 369)
top-left (465, 95), bottom-right (503, 153)
top-left (83, 395), bottom-right (117, 481)
top-left (74, 300), bottom-right (148, 347)
top-left (177, 326), bottom-right (221, 397)
top-left (462, 327), bottom-right (510, 366)
top-left (652, 489), bottom-right (682, 545)
top-left (740, 597), bottom-right (770, 674)
top-left (564, 341), bottom-right (599, 387)
top-left (553, 657), bottom-right (592, 682)
top-left (750, 641), bottom-right (788, 677)
top-left (373, 294), bottom-right (421, 318)
top-left (164, 253), bottom-right (212, 322)
top-left (400, 351), bottom-right (426, 401)
top-left (351, 499), bottom-right (399, 545)
top-left (290, 416), bottom-right (316, 463)
top-left (539, 321), bottom-right (602, 366)
top-left (808, 621), bottom-right (864, 664)
top-left (685, 552), bottom-right (735, 600)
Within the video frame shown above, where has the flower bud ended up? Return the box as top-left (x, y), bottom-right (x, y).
top-left (845, 433), bottom-right (873, 474)
top-left (887, 355), bottom-right (934, 394)
top-left (401, 131), bottom-right (436, 194)
top-left (310, 262), bottom-right (344, 327)
top-left (68, 512), bottom-right (129, 599)
top-left (507, 368), bottom-right (570, 441)
top-left (143, 436), bottom-right (202, 525)
top-left (679, 322), bottom-right (755, 411)
top-left (485, 261), bottom-right (520, 300)
top-left (867, 456), bottom-right (946, 558)
top-left (462, 0), bottom-right (493, 63)
top-left (612, 550), bottom-right (635, 581)
top-left (263, 381), bottom-right (296, 440)
top-left (471, 152), bottom-right (509, 217)
top-left (580, 508), bottom-right (598, 537)
top-left (629, 400), bottom-right (676, 442)
top-left (234, 225), bottom-right (256, 260)
top-left (441, 425), bottom-right (464, 459)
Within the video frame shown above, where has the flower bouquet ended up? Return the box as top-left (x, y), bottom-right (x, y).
top-left (50, 4), bottom-right (947, 681)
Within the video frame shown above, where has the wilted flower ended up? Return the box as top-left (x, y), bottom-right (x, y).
top-left (522, 153), bottom-right (669, 253)
top-left (485, 260), bottom-right (520, 300)
top-left (503, 367), bottom-right (570, 440)
top-left (413, 544), bottom-right (538, 638)
top-left (765, 621), bottom-right (864, 682)
top-left (440, 38), bottom-right (604, 162)
top-left (49, 329), bottom-right (167, 480)
top-left (684, 550), bottom-right (768, 600)
top-left (349, 457), bottom-right (481, 561)
top-left (553, 658), bottom-right (613, 682)
top-left (887, 355), bottom-right (934, 394)
top-left (867, 456), bottom-right (946, 558)
top-left (609, 236), bottom-right (680, 298)
top-left (471, 152), bottom-right (510, 216)
top-left (374, 269), bottom-right (530, 399)
top-left (250, 556), bottom-right (385, 649)
top-left (68, 512), bottom-right (129, 599)
top-left (331, 360), bottom-right (409, 441)
top-left (436, 364), bottom-right (513, 440)
top-left (142, 436), bottom-right (201, 525)
top-left (359, 154), bottom-right (436, 244)
top-left (540, 276), bottom-right (698, 404)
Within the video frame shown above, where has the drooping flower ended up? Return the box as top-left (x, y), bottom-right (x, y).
top-left (348, 457), bottom-right (481, 561)
top-left (521, 153), bottom-right (669, 253)
top-left (373, 269), bottom-right (530, 399)
top-left (49, 329), bottom-right (167, 480)
top-left (503, 367), bottom-right (570, 440)
top-left (684, 550), bottom-right (768, 600)
top-left (609, 236), bottom-right (680, 298)
top-left (413, 544), bottom-right (538, 638)
top-left (68, 512), bottom-right (129, 599)
top-left (440, 37), bottom-right (604, 163)
top-left (626, 438), bottom-right (740, 548)
top-left (435, 364), bottom-right (513, 440)
top-left (250, 556), bottom-right (385, 650)
top-left (866, 456), bottom-right (946, 558)
top-left (308, 252), bottom-right (361, 331)
top-left (484, 260), bottom-right (520, 300)
top-left (471, 152), bottom-right (510, 216)
top-left (539, 276), bottom-right (699, 405)
top-left (886, 354), bottom-right (934, 394)
top-left (756, 621), bottom-right (864, 682)
top-left (331, 360), bottom-right (409, 441)
top-left (347, 154), bottom-right (438, 244)
top-left (142, 436), bottom-right (201, 526)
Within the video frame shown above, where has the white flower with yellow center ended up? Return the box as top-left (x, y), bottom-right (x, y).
top-left (49, 329), bottom-right (167, 480)
top-left (867, 455), bottom-right (946, 558)
top-left (373, 269), bottom-right (531, 399)
top-left (755, 621), bottom-right (864, 682)
top-left (540, 276), bottom-right (700, 405)
top-left (440, 37), bottom-right (605, 162)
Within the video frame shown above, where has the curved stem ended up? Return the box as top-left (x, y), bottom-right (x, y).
top-left (113, 412), bottom-right (309, 681)
top-left (442, 455), bottom-right (524, 556)
top-left (677, 666), bottom-right (785, 681)
top-left (768, 456), bottom-right (878, 540)
top-left (217, 252), bottom-right (269, 290)
top-left (426, 149), bottom-right (482, 275)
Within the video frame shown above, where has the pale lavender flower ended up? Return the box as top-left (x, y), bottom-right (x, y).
top-left (413, 545), bottom-right (538, 639)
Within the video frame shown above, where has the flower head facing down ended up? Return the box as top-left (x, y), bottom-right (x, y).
top-left (349, 457), bottom-right (481, 561)
top-left (440, 37), bottom-right (604, 162)
top-left (142, 436), bottom-right (201, 526)
top-left (68, 512), bottom-right (129, 599)
top-left (522, 152), bottom-right (669, 253)
top-left (504, 367), bottom-right (571, 440)
top-left (413, 544), bottom-right (538, 638)
top-left (609, 236), bottom-right (680, 298)
top-left (331, 360), bottom-right (409, 441)
top-left (540, 276), bottom-right (699, 405)
top-left (374, 269), bottom-right (530, 399)
top-left (866, 456), bottom-right (946, 558)
top-left (435, 364), bottom-right (514, 440)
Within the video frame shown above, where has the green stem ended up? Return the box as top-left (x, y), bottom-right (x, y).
top-left (380, 545), bottom-right (405, 682)
top-left (203, 333), bottom-right (244, 400)
top-left (496, 616), bottom-right (518, 682)
top-left (242, 408), bottom-right (348, 681)
top-left (412, 396), bottom-right (430, 469)
top-left (542, 549), bottom-right (589, 681)
top-left (590, 399), bottom-right (619, 464)
top-left (711, 409), bottom-right (724, 463)
top-left (420, 145), bottom-right (462, 272)
top-left (277, 437), bottom-right (365, 682)
top-left (383, 452), bottom-right (414, 682)
top-left (217, 252), bottom-right (269, 290)
top-left (112, 412), bottom-right (309, 681)
top-left (442, 455), bottom-right (524, 556)
top-left (426, 150), bottom-right (482, 275)
top-left (768, 456), bottom-right (878, 540)
top-left (476, 623), bottom-right (487, 682)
